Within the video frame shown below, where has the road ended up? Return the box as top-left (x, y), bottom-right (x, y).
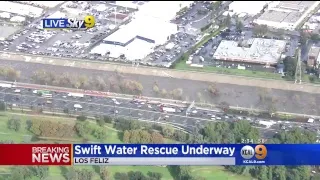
top-left (1, 83), bottom-right (319, 140)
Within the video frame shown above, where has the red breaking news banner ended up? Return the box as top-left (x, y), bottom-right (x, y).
top-left (0, 144), bottom-right (72, 165)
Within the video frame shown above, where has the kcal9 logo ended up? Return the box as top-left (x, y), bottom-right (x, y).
top-left (240, 145), bottom-right (267, 160)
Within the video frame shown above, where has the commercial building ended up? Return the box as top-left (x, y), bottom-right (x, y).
top-left (307, 46), bottom-right (320, 67)
top-left (90, 1), bottom-right (193, 61)
top-left (254, 1), bottom-right (320, 30)
top-left (213, 38), bottom-right (287, 65)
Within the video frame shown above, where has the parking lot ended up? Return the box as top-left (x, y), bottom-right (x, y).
top-left (143, 32), bottom-right (198, 67)
top-left (0, 1), bottom-right (135, 59)
top-left (172, 1), bottom-right (214, 29)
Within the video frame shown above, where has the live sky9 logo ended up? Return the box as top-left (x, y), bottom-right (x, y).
top-left (68, 15), bottom-right (95, 29)
top-left (240, 145), bottom-right (267, 164)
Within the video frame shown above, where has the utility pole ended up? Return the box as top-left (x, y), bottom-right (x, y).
top-left (295, 48), bottom-right (302, 84)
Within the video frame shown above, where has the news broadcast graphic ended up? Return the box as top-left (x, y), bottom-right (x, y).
top-left (73, 144), bottom-right (236, 165)
top-left (0, 144), bottom-right (72, 165)
top-left (42, 15), bottom-right (95, 29)
top-left (73, 144), bottom-right (320, 166)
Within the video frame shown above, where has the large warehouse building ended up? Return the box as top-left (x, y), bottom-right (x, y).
top-left (254, 1), bottom-right (320, 30)
top-left (90, 1), bottom-right (193, 61)
top-left (213, 38), bottom-right (287, 65)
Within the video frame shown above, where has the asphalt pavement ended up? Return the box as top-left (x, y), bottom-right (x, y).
top-left (1, 85), bottom-right (319, 140)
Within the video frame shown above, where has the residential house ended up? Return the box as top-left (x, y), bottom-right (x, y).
top-left (307, 46), bottom-right (320, 67)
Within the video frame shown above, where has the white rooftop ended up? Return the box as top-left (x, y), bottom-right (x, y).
top-left (18, 1), bottom-right (65, 8)
top-left (10, 16), bottom-right (25, 22)
top-left (0, 12), bottom-right (10, 19)
top-left (0, 1), bottom-right (43, 17)
top-left (104, 17), bottom-right (177, 45)
top-left (228, 1), bottom-right (270, 16)
top-left (213, 38), bottom-right (287, 64)
top-left (47, 11), bottom-right (66, 19)
top-left (134, 1), bottom-right (193, 22)
top-left (90, 38), bottom-right (154, 60)
top-left (93, 1), bottom-right (193, 61)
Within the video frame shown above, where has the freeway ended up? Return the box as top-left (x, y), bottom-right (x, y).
top-left (0, 84), bottom-right (319, 140)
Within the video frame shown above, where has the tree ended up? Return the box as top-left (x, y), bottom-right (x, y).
top-left (161, 125), bottom-right (175, 138)
top-left (120, 80), bottom-right (143, 95)
top-left (7, 117), bottom-right (21, 132)
top-left (272, 166), bottom-right (286, 180)
top-left (123, 130), bottom-right (131, 143)
top-left (221, 14), bottom-right (231, 27)
top-left (100, 166), bottom-right (110, 180)
top-left (75, 169), bottom-right (94, 180)
top-left (10, 167), bottom-right (32, 180)
top-left (236, 20), bottom-right (244, 32)
top-left (208, 83), bottom-right (219, 96)
top-left (253, 25), bottom-right (268, 37)
top-left (103, 115), bottom-right (113, 123)
top-left (283, 56), bottom-right (297, 80)
top-left (66, 167), bottom-right (77, 180)
top-left (153, 83), bottom-right (160, 94)
top-left (267, 103), bottom-right (277, 117)
top-left (310, 33), bottom-right (320, 41)
top-left (150, 132), bottom-right (164, 143)
top-left (6, 68), bottom-right (20, 81)
top-left (161, 89), bottom-right (167, 97)
top-left (30, 166), bottom-right (49, 180)
top-left (178, 166), bottom-right (193, 180)
top-left (96, 116), bottom-right (105, 127)
top-left (114, 172), bottom-right (129, 180)
top-left (76, 115), bottom-right (87, 121)
top-left (147, 172), bottom-right (163, 180)
top-left (171, 88), bottom-right (183, 100)
top-left (63, 108), bottom-right (69, 115)
top-left (127, 171), bottom-right (147, 180)
top-left (0, 101), bottom-right (5, 111)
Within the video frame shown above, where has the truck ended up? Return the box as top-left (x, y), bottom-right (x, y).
top-left (68, 93), bottom-right (84, 98)
top-left (74, 104), bottom-right (83, 109)
top-left (0, 83), bottom-right (13, 88)
top-left (34, 90), bottom-right (51, 96)
top-left (161, 107), bottom-right (176, 113)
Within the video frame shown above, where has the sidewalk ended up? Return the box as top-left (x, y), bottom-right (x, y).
top-left (1, 51), bottom-right (320, 94)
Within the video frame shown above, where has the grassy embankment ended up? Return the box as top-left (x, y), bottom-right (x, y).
top-left (0, 111), bottom-right (250, 180)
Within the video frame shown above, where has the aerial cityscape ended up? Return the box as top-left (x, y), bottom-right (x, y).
top-left (0, 1), bottom-right (320, 180)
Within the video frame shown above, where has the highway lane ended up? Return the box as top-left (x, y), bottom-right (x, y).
top-left (1, 86), bottom-right (320, 139)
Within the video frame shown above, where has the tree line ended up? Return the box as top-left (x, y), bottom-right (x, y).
top-left (30, 69), bottom-right (143, 95)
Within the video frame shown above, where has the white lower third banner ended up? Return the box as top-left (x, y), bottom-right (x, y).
top-left (73, 157), bottom-right (236, 165)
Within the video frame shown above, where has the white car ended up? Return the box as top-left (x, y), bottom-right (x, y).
top-left (14, 89), bottom-right (21, 93)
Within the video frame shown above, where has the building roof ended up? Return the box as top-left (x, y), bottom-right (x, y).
top-left (308, 47), bottom-right (320, 57)
top-left (104, 17), bottom-right (177, 45)
top-left (90, 38), bottom-right (154, 60)
top-left (93, 1), bottom-right (193, 61)
top-left (213, 38), bottom-right (286, 64)
top-left (228, 1), bottom-right (270, 16)
top-left (257, 1), bottom-right (318, 24)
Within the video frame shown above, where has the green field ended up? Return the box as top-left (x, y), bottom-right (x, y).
top-left (0, 111), bottom-right (250, 180)
top-left (175, 59), bottom-right (283, 80)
